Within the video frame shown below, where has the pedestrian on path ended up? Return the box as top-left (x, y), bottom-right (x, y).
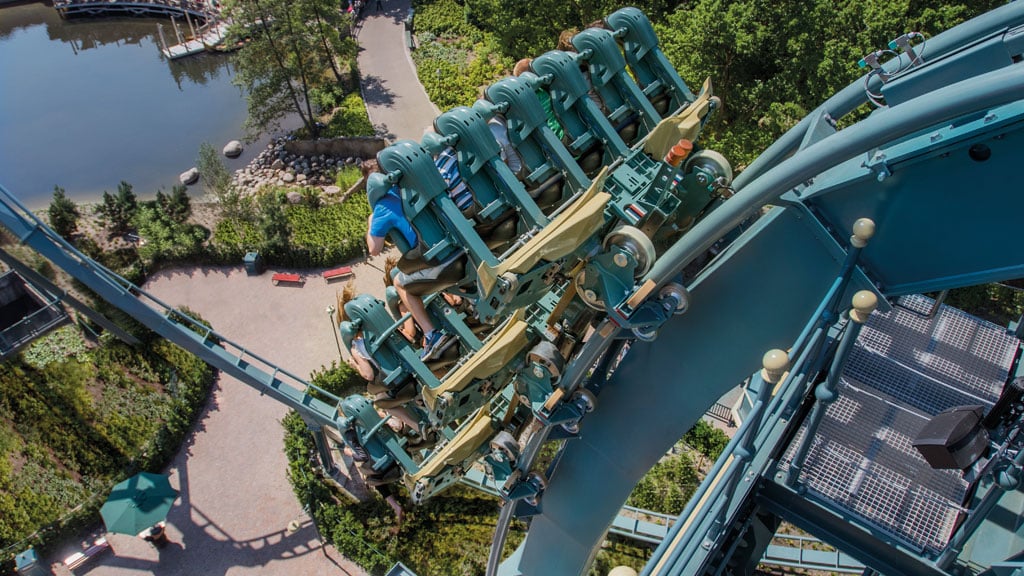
top-left (375, 0), bottom-right (382, 11)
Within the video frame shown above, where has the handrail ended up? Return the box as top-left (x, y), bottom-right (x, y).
top-left (0, 184), bottom-right (344, 429)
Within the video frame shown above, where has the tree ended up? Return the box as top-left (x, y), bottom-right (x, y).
top-left (47, 186), bottom-right (80, 239)
top-left (654, 0), bottom-right (1005, 167)
top-left (225, 0), bottom-right (344, 139)
top-left (156, 185), bottom-right (192, 224)
top-left (196, 142), bottom-right (232, 200)
top-left (95, 181), bottom-right (138, 236)
top-left (256, 191), bottom-right (291, 253)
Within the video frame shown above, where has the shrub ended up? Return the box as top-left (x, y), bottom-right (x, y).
top-left (309, 361), bottom-right (366, 400)
top-left (22, 326), bottom-right (91, 369)
top-left (135, 203), bottom-right (210, 266)
top-left (683, 419), bottom-right (729, 461)
top-left (410, 0), bottom-right (522, 111)
top-left (156, 185), bottom-right (192, 224)
top-left (334, 165), bottom-right (363, 190)
top-left (626, 450), bottom-right (699, 516)
top-left (197, 141), bottom-right (233, 200)
top-left (301, 188), bottom-right (323, 209)
top-left (94, 181), bottom-right (138, 236)
top-left (324, 93), bottom-right (376, 137)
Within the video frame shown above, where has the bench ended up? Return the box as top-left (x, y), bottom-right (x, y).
top-left (271, 272), bottom-right (303, 286)
top-left (63, 537), bottom-right (109, 570)
top-left (323, 266), bottom-right (354, 282)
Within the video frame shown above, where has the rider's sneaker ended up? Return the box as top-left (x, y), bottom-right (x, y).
top-left (420, 330), bottom-right (455, 361)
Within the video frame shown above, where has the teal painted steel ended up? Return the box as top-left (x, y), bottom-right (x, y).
top-left (0, 186), bottom-right (345, 432)
top-left (501, 206), bottom-right (869, 575)
top-left (500, 6), bottom-right (1024, 576)
top-left (762, 534), bottom-right (865, 574)
top-left (4, 5), bottom-right (1024, 576)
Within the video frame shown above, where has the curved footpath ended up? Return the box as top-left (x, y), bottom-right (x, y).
top-left (355, 0), bottom-right (439, 140)
top-left (55, 1), bottom-right (439, 574)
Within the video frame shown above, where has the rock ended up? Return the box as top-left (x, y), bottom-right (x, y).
top-left (296, 174), bottom-right (307, 183)
top-left (323, 185), bottom-right (341, 195)
top-left (286, 191), bottom-right (302, 204)
top-left (179, 167), bottom-right (199, 185)
top-left (282, 172), bottom-right (296, 183)
top-left (271, 158), bottom-right (284, 170)
top-left (223, 140), bottom-right (243, 158)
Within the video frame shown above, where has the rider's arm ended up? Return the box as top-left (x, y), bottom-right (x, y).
top-left (366, 213), bottom-right (386, 256)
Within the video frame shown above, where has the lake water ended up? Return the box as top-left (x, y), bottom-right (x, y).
top-left (0, 2), bottom-right (292, 209)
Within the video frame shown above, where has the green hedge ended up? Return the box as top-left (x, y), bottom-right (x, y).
top-left (412, 0), bottom-right (512, 110)
top-left (325, 93), bottom-right (376, 138)
top-left (211, 192), bottom-right (371, 269)
top-left (0, 316), bottom-right (216, 568)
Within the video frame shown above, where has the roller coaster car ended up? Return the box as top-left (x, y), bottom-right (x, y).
top-left (343, 13), bottom-right (735, 503)
top-left (605, 7), bottom-right (696, 115)
top-left (571, 27), bottom-right (662, 145)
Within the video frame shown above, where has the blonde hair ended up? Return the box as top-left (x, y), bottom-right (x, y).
top-left (557, 29), bottom-right (577, 52)
top-left (383, 255), bottom-right (399, 287)
top-left (336, 282), bottom-right (357, 323)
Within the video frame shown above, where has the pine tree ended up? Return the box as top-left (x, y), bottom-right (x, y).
top-left (156, 185), bottom-right (192, 224)
top-left (47, 185), bottom-right (80, 239)
top-left (95, 181), bottom-right (138, 236)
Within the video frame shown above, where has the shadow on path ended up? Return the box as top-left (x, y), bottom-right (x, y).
top-left (361, 74), bottom-right (396, 108)
top-left (88, 454), bottom-right (344, 576)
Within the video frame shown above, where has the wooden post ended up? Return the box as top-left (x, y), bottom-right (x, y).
top-left (157, 22), bottom-right (168, 55)
top-left (185, 10), bottom-right (197, 40)
top-left (170, 15), bottom-right (183, 44)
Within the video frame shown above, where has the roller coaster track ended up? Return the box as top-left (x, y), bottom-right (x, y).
top-left (3, 3), bottom-right (1024, 576)
top-left (489, 4), bottom-right (1024, 575)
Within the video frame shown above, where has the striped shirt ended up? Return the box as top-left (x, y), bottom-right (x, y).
top-left (435, 147), bottom-right (475, 214)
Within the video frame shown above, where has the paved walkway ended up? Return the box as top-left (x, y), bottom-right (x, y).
top-left (355, 0), bottom-right (439, 141)
top-left (61, 256), bottom-right (398, 575)
top-left (48, 5), bottom-right (437, 573)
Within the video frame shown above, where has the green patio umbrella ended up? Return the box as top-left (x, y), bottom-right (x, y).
top-left (100, 472), bottom-right (178, 536)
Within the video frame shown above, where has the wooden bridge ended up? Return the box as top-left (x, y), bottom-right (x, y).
top-left (54, 0), bottom-right (215, 22)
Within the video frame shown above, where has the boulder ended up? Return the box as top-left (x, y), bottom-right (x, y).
top-left (296, 174), bottom-right (307, 183)
top-left (271, 158), bottom-right (285, 170)
top-left (179, 167), bottom-right (200, 185)
top-left (286, 191), bottom-right (302, 204)
top-left (323, 185), bottom-right (341, 195)
top-left (282, 172), bottom-right (296, 183)
top-left (223, 140), bottom-right (244, 158)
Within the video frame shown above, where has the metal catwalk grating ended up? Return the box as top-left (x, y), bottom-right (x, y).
top-left (781, 295), bottom-right (1018, 554)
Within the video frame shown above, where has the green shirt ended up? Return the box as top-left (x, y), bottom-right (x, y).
top-left (535, 89), bottom-right (565, 140)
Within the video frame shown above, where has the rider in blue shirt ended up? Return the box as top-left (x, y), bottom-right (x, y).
top-left (365, 173), bottom-right (455, 360)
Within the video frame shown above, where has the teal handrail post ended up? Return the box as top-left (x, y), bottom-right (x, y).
top-left (702, 349), bottom-right (789, 547)
top-left (783, 290), bottom-right (879, 488)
